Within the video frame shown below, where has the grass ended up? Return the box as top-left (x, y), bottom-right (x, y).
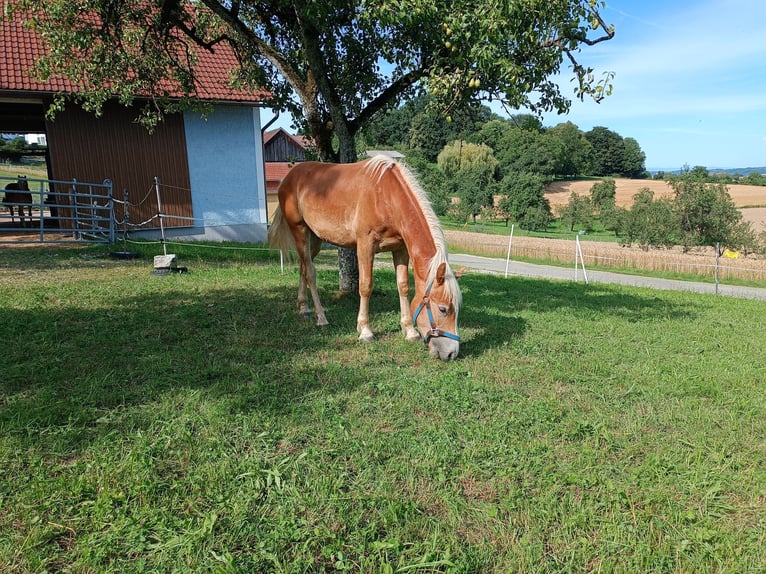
top-left (2, 244), bottom-right (766, 572)
top-left (442, 217), bottom-right (622, 243)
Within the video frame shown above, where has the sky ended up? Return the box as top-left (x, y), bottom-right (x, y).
top-left (267, 0), bottom-right (766, 171)
top-left (530, 0), bottom-right (766, 171)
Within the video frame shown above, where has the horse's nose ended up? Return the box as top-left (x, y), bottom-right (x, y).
top-left (429, 340), bottom-right (459, 361)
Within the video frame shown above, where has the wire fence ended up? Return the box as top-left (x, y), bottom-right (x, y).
top-left (445, 228), bottom-right (766, 285)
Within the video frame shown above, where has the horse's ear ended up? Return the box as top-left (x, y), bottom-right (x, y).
top-left (454, 267), bottom-right (466, 280)
top-left (435, 261), bottom-right (447, 285)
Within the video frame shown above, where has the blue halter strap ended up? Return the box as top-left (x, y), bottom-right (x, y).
top-left (412, 279), bottom-right (460, 344)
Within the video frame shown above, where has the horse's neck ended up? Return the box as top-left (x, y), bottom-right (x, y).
top-left (393, 194), bottom-right (438, 288)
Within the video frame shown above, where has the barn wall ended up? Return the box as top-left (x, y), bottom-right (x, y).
top-left (182, 105), bottom-right (267, 242)
top-left (264, 132), bottom-right (306, 162)
top-left (45, 101), bottom-right (192, 230)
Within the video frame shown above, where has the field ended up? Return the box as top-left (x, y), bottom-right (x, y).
top-left (444, 230), bottom-right (766, 285)
top-left (545, 179), bottom-right (766, 234)
top-left (1, 244), bottom-right (766, 572)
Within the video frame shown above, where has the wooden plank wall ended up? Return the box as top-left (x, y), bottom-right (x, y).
top-left (45, 101), bottom-right (193, 229)
top-left (264, 132), bottom-right (306, 162)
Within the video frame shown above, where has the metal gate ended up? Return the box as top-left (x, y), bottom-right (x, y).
top-left (0, 176), bottom-right (114, 245)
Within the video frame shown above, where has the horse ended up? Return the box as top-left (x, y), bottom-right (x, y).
top-left (269, 156), bottom-right (462, 361)
top-left (3, 176), bottom-right (33, 227)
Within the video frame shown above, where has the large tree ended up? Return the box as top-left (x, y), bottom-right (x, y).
top-left (8, 0), bottom-right (615, 290)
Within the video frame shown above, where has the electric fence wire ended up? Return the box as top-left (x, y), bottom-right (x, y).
top-left (111, 178), bottom-right (274, 253)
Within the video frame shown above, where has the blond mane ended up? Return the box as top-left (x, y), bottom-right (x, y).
top-left (365, 155), bottom-right (462, 310)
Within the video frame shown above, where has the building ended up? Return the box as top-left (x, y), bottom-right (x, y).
top-left (0, 4), bottom-right (272, 242)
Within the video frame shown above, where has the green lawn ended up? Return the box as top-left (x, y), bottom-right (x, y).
top-left (1, 245), bottom-right (765, 572)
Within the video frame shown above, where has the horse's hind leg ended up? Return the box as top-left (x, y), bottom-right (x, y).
top-left (294, 227), bottom-right (328, 326)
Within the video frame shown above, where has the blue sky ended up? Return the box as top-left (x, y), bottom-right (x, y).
top-left (531, 0), bottom-right (766, 170)
top-left (267, 0), bottom-right (766, 171)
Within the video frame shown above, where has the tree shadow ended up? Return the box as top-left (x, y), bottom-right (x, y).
top-left (0, 260), bottom-right (699, 455)
top-left (0, 279), bottom-right (368, 454)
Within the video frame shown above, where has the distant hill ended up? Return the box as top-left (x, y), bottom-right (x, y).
top-left (649, 166), bottom-right (766, 176)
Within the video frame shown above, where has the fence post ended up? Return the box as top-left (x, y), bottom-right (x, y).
top-left (105, 179), bottom-right (114, 244)
top-left (154, 176), bottom-right (167, 256)
top-left (715, 242), bottom-right (720, 295)
top-left (504, 223), bottom-right (515, 278)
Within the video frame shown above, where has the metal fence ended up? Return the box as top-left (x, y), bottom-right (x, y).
top-left (0, 176), bottom-right (114, 245)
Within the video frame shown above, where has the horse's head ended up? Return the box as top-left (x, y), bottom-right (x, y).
top-left (412, 261), bottom-right (462, 361)
top-left (17, 176), bottom-right (28, 190)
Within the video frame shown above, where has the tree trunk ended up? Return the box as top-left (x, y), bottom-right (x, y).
top-left (336, 126), bottom-right (360, 294)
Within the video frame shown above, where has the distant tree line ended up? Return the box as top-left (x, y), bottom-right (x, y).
top-left (361, 96), bottom-right (762, 253)
top-left (653, 165), bottom-right (766, 187)
top-left (0, 136), bottom-right (29, 161)
top-left (361, 96), bottom-right (647, 231)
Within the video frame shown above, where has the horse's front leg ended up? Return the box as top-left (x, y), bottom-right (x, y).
top-left (393, 249), bottom-right (420, 341)
top-left (356, 243), bottom-right (375, 342)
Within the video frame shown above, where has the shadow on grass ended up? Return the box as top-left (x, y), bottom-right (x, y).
top-left (0, 258), bottom-right (696, 454)
top-left (0, 279), bottom-right (368, 451)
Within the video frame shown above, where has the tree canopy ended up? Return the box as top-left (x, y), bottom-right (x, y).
top-left (7, 0), bottom-right (617, 290)
top-left (9, 0), bottom-right (616, 164)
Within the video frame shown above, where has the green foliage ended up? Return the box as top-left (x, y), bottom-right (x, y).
top-left (743, 171), bottom-right (766, 186)
top-left (670, 177), bottom-right (758, 251)
top-left (584, 126), bottom-right (625, 176)
top-left (599, 199), bottom-right (629, 236)
top-left (0, 136), bottom-right (27, 161)
top-left (437, 140), bottom-right (498, 222)
top-left (589, 178), bottom-right (616, 208)
top-left (405, 153), bottom-right (452, 216)
top-left (449, 166), bottom-right (496, 223)
top-left (3, 247), bottom-right (766, 572)
top-left (621, 188), bottom-right (679, 249)
top-left (437, 140), bottom-right (497, 178)
top-left (548, 121), bottom-right (594, 177)
top-left (584, 126), bottom-right (647, 177)
top-left (497, 172), bottom-right (552, 231)
top-left (622, 137), bottom-right (647, 178)
top-left (557, 191), bottom-right (594, 232)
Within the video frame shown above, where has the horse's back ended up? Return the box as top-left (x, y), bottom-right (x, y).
top-left (277, 161), bottom-right (377, 247)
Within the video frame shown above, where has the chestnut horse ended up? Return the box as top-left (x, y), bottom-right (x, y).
top-left (3, 176), bottom-right (33, 227)
top-left (269, 156), bottom-right (462, 361)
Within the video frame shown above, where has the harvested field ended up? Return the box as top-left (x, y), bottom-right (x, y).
top-left (545, 178), bottom-right (766, 232)
top-left (445, 229), bottom-right (766, 284)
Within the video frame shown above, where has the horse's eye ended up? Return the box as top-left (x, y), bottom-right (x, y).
top-left (438, 305), bottom-right (449, 316)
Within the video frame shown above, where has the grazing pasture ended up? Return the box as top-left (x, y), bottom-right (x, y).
top-left (1, 245), bottom-right (765, 572)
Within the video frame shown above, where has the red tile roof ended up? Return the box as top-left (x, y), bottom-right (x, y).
top-left (263, 128), bottom-right (313, 149)
top-left (0, 7), bottom-right (268, 103)
top-left (265, 162), bottom-right (295, 182)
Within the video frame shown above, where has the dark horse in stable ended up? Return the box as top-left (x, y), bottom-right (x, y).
top-left (269, 156), bottom-right (462, 361)
top-left (3, 176), bottom-right (33, 227)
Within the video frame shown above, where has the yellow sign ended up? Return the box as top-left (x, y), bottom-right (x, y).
top-left (722, 249), bottom-right (739, 259)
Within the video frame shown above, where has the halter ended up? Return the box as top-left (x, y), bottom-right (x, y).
top-left (412, 279), bottom-right (461, 344)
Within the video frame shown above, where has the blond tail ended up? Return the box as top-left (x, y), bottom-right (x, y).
top-left (268, 206), bottom-right (295, 259)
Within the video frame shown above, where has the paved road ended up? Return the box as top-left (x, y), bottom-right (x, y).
top-left (449, 252), bottom-right (766, 301)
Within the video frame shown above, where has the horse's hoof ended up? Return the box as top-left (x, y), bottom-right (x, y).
top-left (301, 311), bottom-right (312, 320)
top-left (358, 331), bottom-right (375, 343)
top-left (405, 332), bottom-right (421, 342)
